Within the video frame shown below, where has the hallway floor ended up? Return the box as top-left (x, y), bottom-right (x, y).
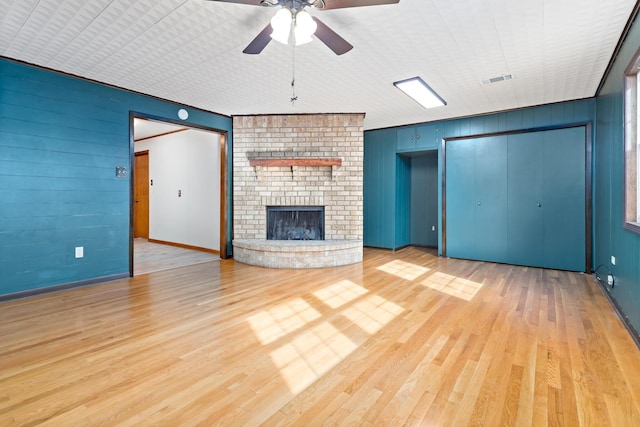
top-left (134, 238), bottom-right (219, 275)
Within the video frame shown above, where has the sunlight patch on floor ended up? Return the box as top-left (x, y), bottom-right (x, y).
top-left (312, 279), bottom-right (369, 309)
top-left (247, 298), bottom-right (322, 345)
top-left (420, 272), bottom-right (483, 301)
top-left (248, 280), bottom-right (404, 395)
top-left (269, 322), bottom-right (359, 394)
top-left (341, 294), bottom-right (405, 335)
top-left (376, 259), bottom-right (430, 281)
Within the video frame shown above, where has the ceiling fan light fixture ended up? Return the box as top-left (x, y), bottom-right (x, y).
top-left (270, 7), bottom-right (292, 44)
top-left (294, 10), bottom-right (317, 45)
top-left (394, 77), bottom-right (447, 109)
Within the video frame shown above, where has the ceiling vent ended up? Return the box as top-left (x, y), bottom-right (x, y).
top-left (481, 73), bottom-right (514, 85)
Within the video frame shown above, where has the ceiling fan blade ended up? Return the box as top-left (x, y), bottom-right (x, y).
top-left (243, 23), bottom-right (273, 54)
top-left (204, 0), bottom-right (266, 6)
top-left (312, 17), bottom-right (353, 55)
top-left (320, 0), bottom-right (399, 10)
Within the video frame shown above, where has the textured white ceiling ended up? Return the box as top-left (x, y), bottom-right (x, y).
top-left (0, 0), bottom-right (636, 130)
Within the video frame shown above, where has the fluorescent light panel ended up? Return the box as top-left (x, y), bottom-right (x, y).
top-left (394, 77), bottom-right (446, 109)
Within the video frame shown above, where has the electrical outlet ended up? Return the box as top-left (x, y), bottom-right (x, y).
top-left (75, 246), bottom-right (84, 258)
top-left (607, 275), bottom-right (614, 286)
top-left (431, 225), bottom-right (436, 231)
top-left (611, 256), bottom-right (616, 265)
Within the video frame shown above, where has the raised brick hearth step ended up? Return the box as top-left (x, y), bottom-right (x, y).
top-left (232, 239), bottom-right (363, 269)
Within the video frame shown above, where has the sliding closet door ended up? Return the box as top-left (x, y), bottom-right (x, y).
top-left (507, 132), bottom-right (545, 267)
top-left (446, 127), bottom-right (586, 271)
top-left (446, 138), bottom-right (477, 260)
top-left (446, 136), bottom-right (507, 264)
top-left (474, 136), bottom-right (508, 263)
top-left (542, 127), bottom-right (585, 271)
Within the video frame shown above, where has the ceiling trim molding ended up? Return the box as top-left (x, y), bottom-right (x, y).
top-left (364, 97), bottom-right (595, 133)
top-left (232, 112), bottom-right (367, 118)
top-left (596, 0), bottom-right (640, 96)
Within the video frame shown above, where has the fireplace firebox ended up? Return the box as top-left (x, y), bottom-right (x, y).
top-left (266, 206), bottom-right (325, 240)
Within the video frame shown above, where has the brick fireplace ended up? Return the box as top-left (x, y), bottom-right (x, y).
top-left (232, 113), bottom-right (364, 268)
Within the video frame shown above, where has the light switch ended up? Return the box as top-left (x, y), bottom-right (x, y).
top-left (115, 166), bottom-right (127, 178)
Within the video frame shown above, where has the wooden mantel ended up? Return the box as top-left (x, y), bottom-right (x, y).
top-left (248, 158), bottom-right (342, 167)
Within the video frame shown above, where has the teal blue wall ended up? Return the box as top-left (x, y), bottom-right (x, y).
top-left (595, 14), bottom-right (640, 334)
top-left (364, 98), bottom-right (595, 251)
top-left (0, 59), bottom-right (232, 297)
top-left (363, 128), bottom-right (396, 248)
top-left (395, 155), bottom-right (411, 248)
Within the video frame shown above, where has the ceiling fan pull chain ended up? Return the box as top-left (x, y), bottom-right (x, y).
top-left (291, 43), bottom-right (298, 105)
top-left (291, 78), bottom-right (297, 105)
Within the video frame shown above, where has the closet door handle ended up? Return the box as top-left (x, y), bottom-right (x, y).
top-left (477, 202), bottom-right (481, 206)
top-left (537, 203), bottom-right (542, 207)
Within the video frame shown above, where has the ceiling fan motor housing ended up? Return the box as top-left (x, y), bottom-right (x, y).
top-left (209, 0), bottom-right (399, 55)
top-left (261, 0), bottom-right (325, 11)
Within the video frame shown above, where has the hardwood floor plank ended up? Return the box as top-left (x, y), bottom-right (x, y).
top-left (1, 247), bottom-right (640, 425)
top-left (499, 364), bottom-right (524, 425)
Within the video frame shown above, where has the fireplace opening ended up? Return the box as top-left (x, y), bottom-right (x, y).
top-left (266, 206), bottom-right (325, 240)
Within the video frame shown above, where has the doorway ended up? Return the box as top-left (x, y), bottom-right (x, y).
top-left (130, 114), bottom-right (229, 275)
top-left (409, 150), bottom-right (438, 247)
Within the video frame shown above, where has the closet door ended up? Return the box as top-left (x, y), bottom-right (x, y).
top-left (446, 127), bottom-right (586, 271)
top-left (474, 136), bottom-right (508, 263)
top-left (446, 136), bottom-right (507, 263)
top-left (507, 127), bottom-right (586, 271)
top-left (507, 132), bottom-right (544, 267)
top-left (542, 127), bottom-right (585, 271)
top-left (446, 138), bottom-right (477, 260)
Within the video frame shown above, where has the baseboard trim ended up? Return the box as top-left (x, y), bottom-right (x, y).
top-left (0, 273), bottom-right (129, 302)
top-left (595, 275), bottom-right (640, 350)
top-left (147, 239), bottom-right (220, 255)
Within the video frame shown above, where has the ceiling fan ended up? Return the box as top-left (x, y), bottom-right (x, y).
top-left (206, 0), bottom-right (400, 55)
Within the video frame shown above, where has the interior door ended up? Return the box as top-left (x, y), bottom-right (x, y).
top-left (507, 132), bottom-right (544, 267)
top-left (134, 151), bottom-right (149, 238)
top-left (446, 127), bottom-right (586, 271)
top-left (474, 136), bottom-right (508, 263)
top-left (542, 127), bottom-right (586, 271)
top-left (446, 138), bottom-right (477, 260)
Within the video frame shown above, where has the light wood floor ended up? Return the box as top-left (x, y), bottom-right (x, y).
top-left (134, 238), bottom-right (219, 275)
top-left (1, 247), bottom-right (639, 426)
